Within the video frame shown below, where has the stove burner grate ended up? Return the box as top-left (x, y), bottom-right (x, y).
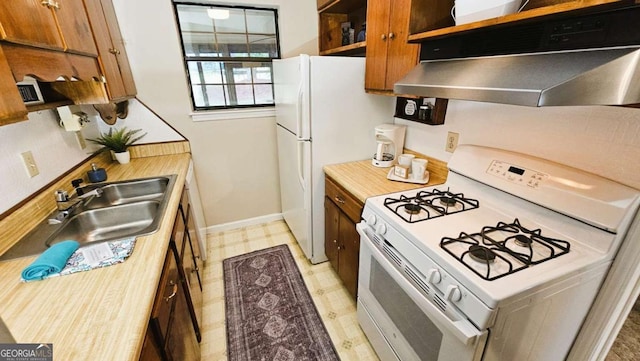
top-left (440, 219), bottom-right (571, 281)
top-left (384, 188), bottom-right (479, 223)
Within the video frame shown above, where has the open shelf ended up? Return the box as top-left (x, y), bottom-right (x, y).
top-left (407, 0), bottom-right (635, 42)
top-left (320, 41), bottom-right (366, 56)
top-left (318, 0), bottom-right (364, 14)
top-left (318, 0), bottom-right (367, 56)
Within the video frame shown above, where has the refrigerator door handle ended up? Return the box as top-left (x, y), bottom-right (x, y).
top-left (296, 140), bottom-right (306, 190)
top-left (295, 83), bottom-right (309, 141)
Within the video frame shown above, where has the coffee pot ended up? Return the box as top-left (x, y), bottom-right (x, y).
top-left (372, 124), bottom-right (406, 168)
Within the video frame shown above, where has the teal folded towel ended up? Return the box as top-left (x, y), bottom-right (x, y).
top-left (21, 240), bottom-right (79, 281)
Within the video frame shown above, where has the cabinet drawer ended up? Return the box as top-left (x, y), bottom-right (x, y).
top-left (325, 176), bottom-right (363, 223)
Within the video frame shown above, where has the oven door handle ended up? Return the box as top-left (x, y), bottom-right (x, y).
top-left (357, 223), bottom-right (483, 346)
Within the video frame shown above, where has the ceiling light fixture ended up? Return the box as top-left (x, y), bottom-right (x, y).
top-left (207, 8), bottom-right (229, 20)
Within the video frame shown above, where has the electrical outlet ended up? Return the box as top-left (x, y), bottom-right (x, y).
top-left (75, 131), bottom-right (86, 149)
top-left (21, 151), bottom-right (39, 178)
top-left (445, 132), bottom-right (459, 153)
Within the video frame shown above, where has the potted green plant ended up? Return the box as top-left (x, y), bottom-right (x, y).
top-left (87, 127), bottom-right (146, 164)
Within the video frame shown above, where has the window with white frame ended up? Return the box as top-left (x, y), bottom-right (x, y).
top-left (173, 2), bottom-right (280, 110)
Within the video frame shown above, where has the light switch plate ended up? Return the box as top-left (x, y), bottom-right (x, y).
top-left (75, 131), bottom-right (87, 149)
top-left (21, 151), bottom-right (39, 178)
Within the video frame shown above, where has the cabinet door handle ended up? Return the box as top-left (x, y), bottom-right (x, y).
top-left (41, 0), bottom-right (60, 10)
top-left (334, 195), bottom-right (345, 204)
top-left (333, 239), bottom-right (337, 244)
top-left (388, 32), bottom-right (395, 39)
top-left (164, 282), bottom-right (178, 303)
top-left (109, 48), bottom-right (121, 55)
top-left (380, 34), bottom-right (387, 41)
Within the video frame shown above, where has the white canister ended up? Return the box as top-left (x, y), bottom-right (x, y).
top-left (398, 154), bottom-right (415, 168)
top-left (411, 158), bottom-right (428, 180)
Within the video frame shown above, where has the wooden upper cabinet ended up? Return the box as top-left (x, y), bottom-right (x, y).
top-left (84, 0), bottom-right (136, 102)
top-left (55, 0), bottom-right (98, 56)
top-left (0, 0), bottom-right (97, 56)
top-left (365, 0), bottom-right (419, 92)
top-left (0, 47), bottom-right (28, 125)
top-left (364, 0), bottom-right (390, 90)
top-left (0, 1), bottom-right (63, 50)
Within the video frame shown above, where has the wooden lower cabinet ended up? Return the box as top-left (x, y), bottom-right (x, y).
top-left (141, 193), bottom-right (203, 361)
top-left (177, 187), bottom-right (203, 338)
top-left (139, 329), bottom-right (163, 361)
top-left (147, 243), bottom-right (201, 361)
top-left (182, 208), bottom-right (203, 325)
top-left (165, 244), bottom-right (201, 361)
top-left (146, 244), bottom-right (200, 361)
top-left (324, 176), bottom-right (363, 299)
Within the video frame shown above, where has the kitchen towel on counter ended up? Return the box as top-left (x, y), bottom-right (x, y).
top-left (21, 240), bottom-right (79, 281)
top-left (21, 237), bottom-right (136, 282)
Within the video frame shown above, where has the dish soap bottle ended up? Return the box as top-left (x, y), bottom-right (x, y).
top-left (87, 163), bottom-right (107, 183)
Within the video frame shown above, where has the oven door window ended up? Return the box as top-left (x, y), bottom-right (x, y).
top-left (371, 257), bottom-right (443, 359)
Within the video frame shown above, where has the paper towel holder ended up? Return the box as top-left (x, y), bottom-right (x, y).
top-left (55, 105), bottom-right (90, 132)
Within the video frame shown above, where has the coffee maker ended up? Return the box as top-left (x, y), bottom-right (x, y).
top-left (372, 124), bottom-right (406, 168)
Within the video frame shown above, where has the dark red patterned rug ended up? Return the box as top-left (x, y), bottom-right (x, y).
top-left (223, 245), bottom-right (340, 361)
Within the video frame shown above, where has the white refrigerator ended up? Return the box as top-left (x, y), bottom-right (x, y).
top-left (274, 54), bottom-right (394, 264)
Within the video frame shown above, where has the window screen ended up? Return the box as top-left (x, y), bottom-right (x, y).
top-left (174, 3), bottom-right (280, 110)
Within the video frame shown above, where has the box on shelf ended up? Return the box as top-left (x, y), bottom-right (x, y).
top-left (454, 0), bottom-right (526, 25)
top-left (341, 21), bottom-right (354, 46)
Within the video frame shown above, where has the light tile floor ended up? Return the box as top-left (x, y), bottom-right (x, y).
top-left (199, 220), bottom-right (379, 361)
top-left (605, 297), bottom-right (640, 361)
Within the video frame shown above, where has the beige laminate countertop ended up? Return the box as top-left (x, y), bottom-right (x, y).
top-left (0, 153), bottom-right (191, 361)
top-left (323, 156), bottom-right (448, 203)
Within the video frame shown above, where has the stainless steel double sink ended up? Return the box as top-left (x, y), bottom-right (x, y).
top-left (0, 175), bottom-right (177, 261)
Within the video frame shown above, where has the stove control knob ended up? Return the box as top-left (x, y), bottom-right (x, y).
top-left (368, 215), bottom-right (377, 226)
top-left (445, 285), bottom-right (462, 303)
top-left (427, 269), bottom-right (441, 284)
top-left (376, 223), bottom-right (387, 235)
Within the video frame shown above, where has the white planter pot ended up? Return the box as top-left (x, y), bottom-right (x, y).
top-left (114, 150), bottom-right (131, 164)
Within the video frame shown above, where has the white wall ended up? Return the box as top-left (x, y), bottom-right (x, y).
top-left (0, 100), bottom-right (183, 215)
top-left (95, 100), bottom-right (185, 143)
top-left (111, 0), bottom-right (320, 226)
top-left (396, 101), bottom-right (640, 190)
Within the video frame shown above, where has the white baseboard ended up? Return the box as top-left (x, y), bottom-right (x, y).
top-left (205, 213), bottom-right (284, 234)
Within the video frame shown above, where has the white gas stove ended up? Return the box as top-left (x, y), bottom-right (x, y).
top-left (356, 145), bottom-right (640, 361)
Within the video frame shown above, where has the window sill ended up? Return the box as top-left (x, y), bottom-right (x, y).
top-left (190, 107), bottom-right (275, 122)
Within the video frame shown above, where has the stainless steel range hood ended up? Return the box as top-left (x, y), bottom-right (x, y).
top-left (395, 4), bottom-right (640, 107)
top-left (394, 47), bottom-right (640, 107)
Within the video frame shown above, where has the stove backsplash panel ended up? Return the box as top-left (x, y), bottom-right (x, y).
top-left (395, 100), bottom-right (640, 190)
